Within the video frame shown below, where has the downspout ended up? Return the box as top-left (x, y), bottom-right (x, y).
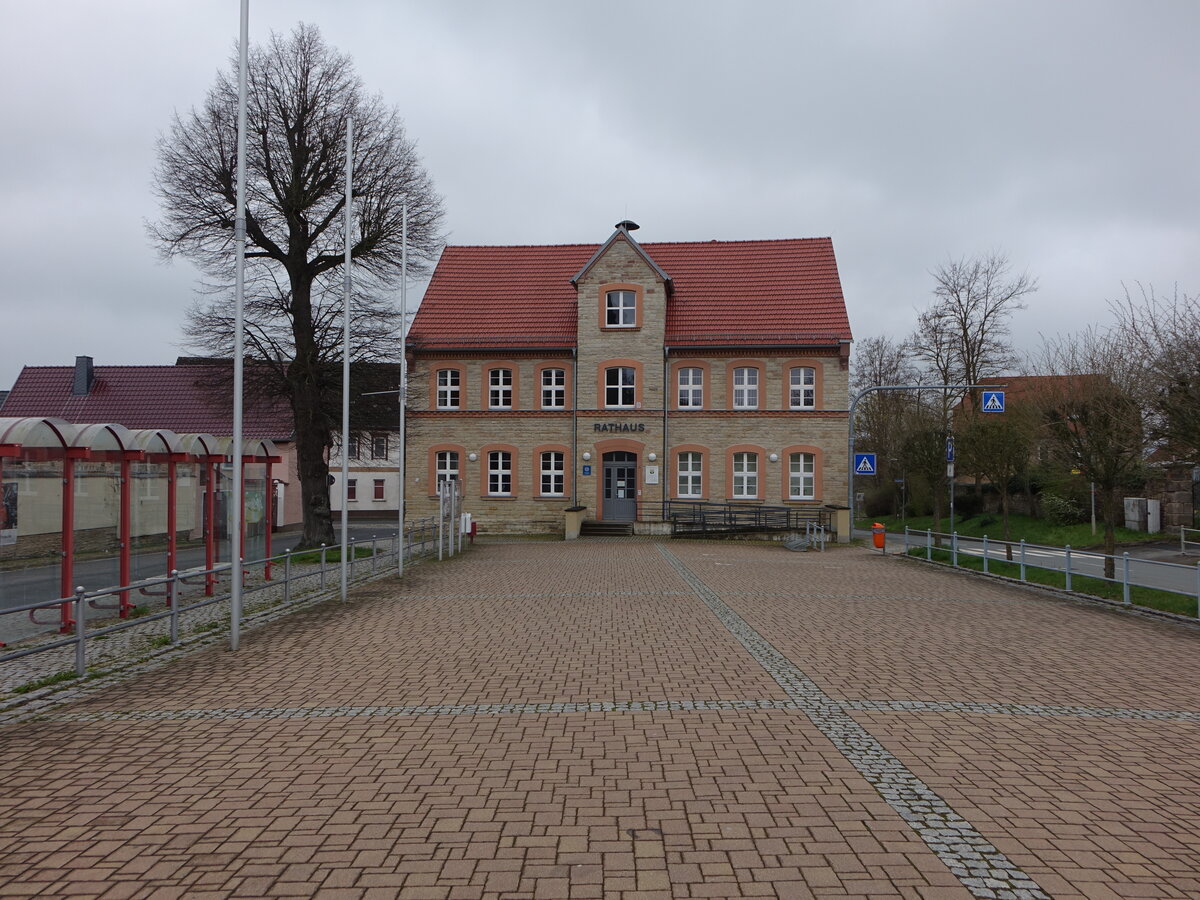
top-left (662, 345), bottom-right (670, 520)
top-left (571, 346), bottom-right (578, 507)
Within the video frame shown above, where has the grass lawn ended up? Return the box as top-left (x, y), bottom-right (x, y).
top-left (906, 546), bottom-right (1197, 618)
top-left (858, 512), bottom-right (1163, 550)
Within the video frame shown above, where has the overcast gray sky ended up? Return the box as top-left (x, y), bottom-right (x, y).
top-left (2, 0), bottom-right (1196, 390)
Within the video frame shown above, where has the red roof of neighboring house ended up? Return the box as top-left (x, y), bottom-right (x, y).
top-left (409, 236), bottom-right (851, 350)
top-left (2, 365), bottom-right (294, 440)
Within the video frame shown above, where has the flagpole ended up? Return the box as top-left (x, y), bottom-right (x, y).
top-left (340, 117), bottom-right (353, 602)
top-left (230, 0), bottom-right (249, 650)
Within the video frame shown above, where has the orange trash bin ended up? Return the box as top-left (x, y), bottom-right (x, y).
top-left (871, 523), bottom-right (886, 550)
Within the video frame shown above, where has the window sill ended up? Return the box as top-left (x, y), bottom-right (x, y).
top-left (481, 495), bottom-right (518, 501)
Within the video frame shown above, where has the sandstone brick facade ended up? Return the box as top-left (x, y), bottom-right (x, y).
top-left (406, 227), bottom-right (852, 534)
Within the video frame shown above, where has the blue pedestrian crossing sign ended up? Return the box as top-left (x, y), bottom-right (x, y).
top-left (854, 453), bottom-right (877, 475)
top-left (981, 390), bottom-right (1005, 413)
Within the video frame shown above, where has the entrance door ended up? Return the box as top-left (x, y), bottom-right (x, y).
top-left (602, 451), bottom-right (638, 522)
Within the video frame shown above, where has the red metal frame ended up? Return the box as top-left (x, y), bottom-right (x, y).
top-left (59, 448), bottom-right (90, 632)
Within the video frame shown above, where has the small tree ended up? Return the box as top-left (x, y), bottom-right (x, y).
top-left (151, 24), bottom-right (445, 548)
top-left (1032, 329), bottom-right (1147, 578)
top-left (1111, 284), bottom-right (1200, 462)
top-left (956, 412), bottom-right (1034, 556)
top-left (851, 336), bottom-right (923, 513)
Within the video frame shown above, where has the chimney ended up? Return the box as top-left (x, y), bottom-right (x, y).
top-left (72, 356), bottom-right (95, 396)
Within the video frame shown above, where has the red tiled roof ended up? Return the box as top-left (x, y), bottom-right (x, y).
top-left (408, 237), bottom-right (851, 350)
top-left (2, 365), bottom-right (294, 441)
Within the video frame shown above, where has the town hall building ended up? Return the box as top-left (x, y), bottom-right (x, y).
top-left (405, 222), bottom-right (853, 535)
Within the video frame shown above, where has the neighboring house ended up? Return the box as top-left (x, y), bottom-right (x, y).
top-left (2, 356), bottom-right (301, 530)
top-left (405, 221), bottom-right (853, 535)
top-left (329, 426), bottom-right (403, 520)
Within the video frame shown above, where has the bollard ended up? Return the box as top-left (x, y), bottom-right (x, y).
top-left (320, 544), bottom-right (327, 589)
top-left (284, 549), bottom-right (292, 605)
top-left (372, 536), bottom-right (378, 573)
top-left (1196, 561), bottom-right (1200, 618)
top-left (952, 532), bottom-right (959, 567)
top-left (982, 535), bottom-right (989, 574)
top-left (1064, 545), bottom-right (1072, 591)
top-left (926, 529), bottom-right (932, 561)
top-left (1019, 540), bottom-right (1026, 582)
top-left (74, 587), bottom-right (87, 677)
top-left (349, 539), bottom-right (356, 580)
top-left (169, 570), bottom-right (179, 644)
top-left (1122, 552), bottom-right (1131, 607)
top-left (904, 526), bottom-right (910, 554)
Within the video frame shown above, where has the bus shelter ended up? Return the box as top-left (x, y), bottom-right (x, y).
top-left (0, 417), bottom-right (281, 633)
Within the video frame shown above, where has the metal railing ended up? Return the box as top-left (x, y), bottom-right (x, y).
top-left (653, 500), bottom-right (831, 537)
top-left (1182, 525), bottom-right (1200, 556)
top-left (899, 527), bottom-right (1200, 618)
top-left (0, 515), bottom-right (456, 686)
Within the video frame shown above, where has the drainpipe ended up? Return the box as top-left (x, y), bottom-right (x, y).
top-left (662, 345), bottom-right (670, 519)
top-left (571, 347), bottom-right (578, 507)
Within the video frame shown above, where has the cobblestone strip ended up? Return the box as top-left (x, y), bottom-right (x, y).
top-left (46, 696), bottom-right (1199, 726)
top-left (48, 698), bottom-right (806, 723)
top-left (657, 545), bottom-right (1052, 900)
top-left (841, 698), bottom-right (1200, 722)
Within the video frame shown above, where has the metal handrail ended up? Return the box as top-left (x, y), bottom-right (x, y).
top-left (0, 513), bottom-right (457, 684)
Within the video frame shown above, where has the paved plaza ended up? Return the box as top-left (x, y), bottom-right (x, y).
top-left (0, 539), bottom-right (1198, 899)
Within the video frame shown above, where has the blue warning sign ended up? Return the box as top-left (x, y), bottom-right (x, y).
top-left (854, 453), bottom-right (877, 475)
top-left (981, 390), bottom-right (1005, 413)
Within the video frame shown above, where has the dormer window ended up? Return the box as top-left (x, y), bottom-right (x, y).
top-left (605, 290), bottom-right (636, 327)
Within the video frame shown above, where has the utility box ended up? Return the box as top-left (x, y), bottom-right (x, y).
top-left (1146, 498), bottom-right (1161, 534)
top-left (1124, 497), bottom-right (1148, 531)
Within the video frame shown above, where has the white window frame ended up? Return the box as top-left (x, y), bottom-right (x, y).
top-left (435, 450), bottom-right (459, 485)
top-left (678, 367), bottom-right (703, 408)
top-left (540, 451), bottom-right (565, 496)
top-left (541, 368), bottom-right (566, 409)
top-left (732, 367), bottom-right (759, 410)
top-left (346, 478), bottom-right (357, 501)
top-left (373, 478), bottom-right (386, 501)
top-left (605, 290), bottom-right (636, 327)
top-left (732, 452), bottom-right (758, 498)
top-left (346, 436), bottom-right (359, 460)
top-left (790, 367), bottom-right (816, 410)
top-left (605, 366), bottom-right (636, 408)
top-left (789, 452), bottom-right (816, 500)
top-left (489, 368), bottom-right (513, 409)
top-left (488, 451), bottom-right (512, 496)
top-left (436, 369), bottom-right (460, 409)
top-left (677, 452), bottom-right (702, 498)
top-left (371, 434), bottom-right (388, 459)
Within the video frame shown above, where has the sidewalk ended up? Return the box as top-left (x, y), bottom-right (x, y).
top-left (1, 539), bottom-right (1197, 898)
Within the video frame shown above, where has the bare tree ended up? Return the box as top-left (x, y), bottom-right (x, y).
top-left (851, 336), bottom-right (922, 514)
top-left (1031, 329), bottom-right (1148, 578)
top-left (1111, 283), bottom-right (1200, 462)
top-left (912, 252), bottom-right (1037, 396)
top-left (151, 24), bottom-right (445, 547)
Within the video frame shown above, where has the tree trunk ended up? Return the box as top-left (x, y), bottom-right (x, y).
top-left (1002, 489), bottom-right (1013, 560)
top-left (288, 273), bottom-right (337, 549)
top-left (1101, 488), bottom-right (1118, 580)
